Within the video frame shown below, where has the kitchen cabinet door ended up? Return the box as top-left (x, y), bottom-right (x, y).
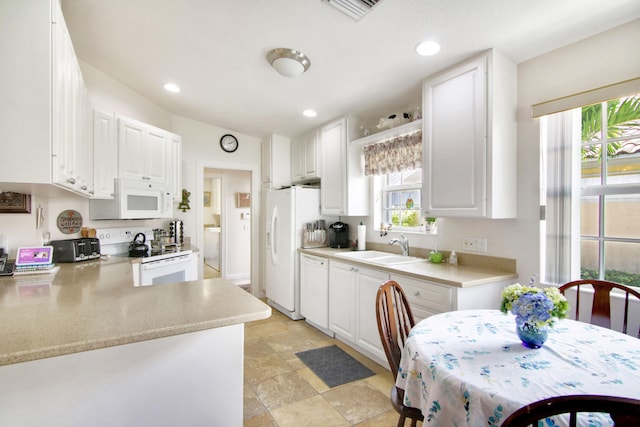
top-left (355, 267), bottom-right (389, 361)
top-left (291, 130), bottom-right (320, 184)
top-left (168, 133), bottom-right (182, 201)
top-left (422, 49), bottom-right (516, 218)
top-left (303, 130), bottom-right (319, 178)
top-left (92, 110), bottom-right (117, 199)
top-left (118, 116), bottom-right (168, 184)
top-left (329, 261), bottom-right (356, 341)
top-left (51, 0), bottom-right (93, 196)
top-left (300, 254), bottom-right (329, 330)
top-left (319, 115), bottom-right (368, 215)
top-left (261, 134), bottom-right (291, 188)
top-left (290, 136), bottom-right (304, 183)
top-left (319, 119), bottom-right (345, 213)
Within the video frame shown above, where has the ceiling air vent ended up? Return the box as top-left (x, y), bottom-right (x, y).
top-left (323, 0), bottom-right (383, 21)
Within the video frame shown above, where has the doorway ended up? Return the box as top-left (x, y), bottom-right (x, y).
top-left (203, 175), bottom-right (221, 278)
top-left (196, 161), bottom-right (258, 293)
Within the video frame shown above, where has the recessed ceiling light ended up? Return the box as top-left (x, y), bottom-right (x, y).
top-left (303, 109), bottom-right (317, 117)
top-left (163, 83), bottom-right (180, 93)
top-left (415, 40), bottom-right (441, 56)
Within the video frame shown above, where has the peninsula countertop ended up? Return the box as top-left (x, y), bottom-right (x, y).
top-left (0, 257), bottom-right (271, 366)
top-left (300, 247), bottom-right (518, 288)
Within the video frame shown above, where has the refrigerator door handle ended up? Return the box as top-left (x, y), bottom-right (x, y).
top-left (270, 205), bottom-right (278, 264)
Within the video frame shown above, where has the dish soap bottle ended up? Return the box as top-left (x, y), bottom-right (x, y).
top-left (448, 250), bottom-right (458, 266)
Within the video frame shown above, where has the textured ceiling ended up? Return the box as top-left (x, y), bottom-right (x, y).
top-left (61, 0), bottom-right (640, 139)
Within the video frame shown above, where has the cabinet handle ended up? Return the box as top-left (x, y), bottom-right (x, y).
top-left (80, 185), bottom-right (87, 190)
top-left (67, 177), bottom-right (76, 184)
top-left (414, 291), bottom-right (420, 297)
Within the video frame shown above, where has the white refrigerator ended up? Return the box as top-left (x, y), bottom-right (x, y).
top-left (265, 187), bottom-right (322, 320)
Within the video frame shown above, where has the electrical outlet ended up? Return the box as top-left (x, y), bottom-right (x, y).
top-left (462, 237), bottom-right (475, 251)
top-left (462, 237), bottom-right (488, 252)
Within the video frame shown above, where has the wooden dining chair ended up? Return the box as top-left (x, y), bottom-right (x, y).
top-left (376, 280), bottom-right (424, 427)
top-left (558, 280), bottom-right (640, 337)
top-left (501, 394), bottom-right (640, 427)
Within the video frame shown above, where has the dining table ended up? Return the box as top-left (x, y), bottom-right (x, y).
top-left (396, 309), bottom-right (640, 426)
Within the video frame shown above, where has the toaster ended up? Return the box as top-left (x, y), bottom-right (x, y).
top-left (51, 238), bottom-right (101, 263)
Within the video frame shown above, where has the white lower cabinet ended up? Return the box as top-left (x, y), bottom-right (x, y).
top-left (390, 273), bottom-right (511, 323)
top-left (328, 261), bottom-right (356, 341)
top-left (329, 260), bottom-right (388, 365)
top-left (390, 274), bottom-right (453, 323)
top-left (300, 254), bottom-right (329, 331)
top-left (355, 267), bottom-right (389, 361)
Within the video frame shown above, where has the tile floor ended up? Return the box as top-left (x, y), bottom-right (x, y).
top-left (202, 263), bottom-right (419, 426)
top-left (243, 308), bottom-right (415, 426)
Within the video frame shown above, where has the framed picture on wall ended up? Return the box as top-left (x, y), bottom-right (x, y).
top-left (0, 192), bottom-right (31, 213)
top-left (203, 191), bottom-right (211, 207)
top-left (235, 192), bottom-right (250, 208)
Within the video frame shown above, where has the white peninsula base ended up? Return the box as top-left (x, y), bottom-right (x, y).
top-left (0, 324), bottom-right (243, 427)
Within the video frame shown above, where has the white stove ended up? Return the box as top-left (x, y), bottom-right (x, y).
top-left (96, 227), bottom-right (197, 287)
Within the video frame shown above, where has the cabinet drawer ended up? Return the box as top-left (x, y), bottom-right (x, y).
top-left (391, 274), bottom-right (452, 314)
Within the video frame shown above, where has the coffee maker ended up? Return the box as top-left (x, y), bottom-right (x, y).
top-left (329, 222), bottom-right (350, 248)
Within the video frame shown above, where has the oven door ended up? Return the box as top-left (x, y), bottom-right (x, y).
top-left (134, 253), bottom-right (196, 287)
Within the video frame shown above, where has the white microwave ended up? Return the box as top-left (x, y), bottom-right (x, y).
top-left (90, 178), bottom-right (173, 220)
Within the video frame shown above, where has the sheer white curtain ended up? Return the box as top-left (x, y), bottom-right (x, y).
top-left (540, 109), bottom-right (581, 285)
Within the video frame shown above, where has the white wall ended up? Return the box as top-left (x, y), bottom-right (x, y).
top-left (81, 61), bottom-right (173, 130)
top-left (345, 19), bottom-right (640, 282)
top-left (170, 115), bottom-right (262, 288)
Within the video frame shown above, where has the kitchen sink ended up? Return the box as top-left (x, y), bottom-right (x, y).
top-left (334, 251), bottom-right (424, 266)
top-left (369, 255), bottom-right (424, 265)
top-left (334, 250), bottom-right (393, 260)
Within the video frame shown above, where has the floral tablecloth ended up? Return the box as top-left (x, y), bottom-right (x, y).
top-left (396, 309), bottom-right (640, 426)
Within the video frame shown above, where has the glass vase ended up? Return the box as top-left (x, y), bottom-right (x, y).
top-left (516, 323), bottom-right (548, 349)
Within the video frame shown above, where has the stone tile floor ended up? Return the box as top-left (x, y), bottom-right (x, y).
top-left (202, 264), bottom-right (420, 426)
top-left (243, 308), bottom-right (414, 426)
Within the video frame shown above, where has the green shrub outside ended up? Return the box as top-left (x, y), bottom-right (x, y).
top-left (581, 268), bottom-right (640, 288)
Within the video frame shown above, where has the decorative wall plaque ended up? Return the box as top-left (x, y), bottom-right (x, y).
top-left (57, 210), bottom-right (83, 234)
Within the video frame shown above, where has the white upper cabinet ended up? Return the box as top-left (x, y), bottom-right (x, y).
top-left (261, 134), bottom-right (291, 188)
top-left (168, 133), bottom-right (182, 201)
top-left (422, 49), bottom-right (517, 218)
top-left (291, 130), bottom-right (320, 184)
top-left (0, 1), bottom-right (93, 196)
top-left (50, 0), bottom-right (94, 196)
top-left (92, 110), bottom-right (118, 199)
top-left (117, 116), bottom-right (168, 184)
top-left (320, 115), bottom-right (369, 216)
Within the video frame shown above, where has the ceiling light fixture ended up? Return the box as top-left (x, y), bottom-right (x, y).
top-left (303, 109), bottom-right (317, 117)
top-left (267, 48), bottom-right (311, 78)
top-left (415, 40), bottom-right (441, 56)
top-left (163, 83), bottom-right (180, 93)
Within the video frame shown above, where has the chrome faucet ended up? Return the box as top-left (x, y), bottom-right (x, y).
top-left (388, 234), bottom-right (409, 256)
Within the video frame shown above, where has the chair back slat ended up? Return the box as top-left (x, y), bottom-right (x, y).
top-left (376, 280), bottom-right (416, 380)
top-left (501, 394), bottom-right (640, 427)
top-left (559, 279), bottom-right (640, 338)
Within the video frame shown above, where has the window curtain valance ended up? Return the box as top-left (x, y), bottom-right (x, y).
top-left (363, 131), bottom-right (422, 176)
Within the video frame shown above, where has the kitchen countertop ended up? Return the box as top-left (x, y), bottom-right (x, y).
top-left (300, 247), bottom-right (518, 288)
top-left (0, 257), bottom-right (271, 366)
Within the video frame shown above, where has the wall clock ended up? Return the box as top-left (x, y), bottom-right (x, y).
top-left (220, 134), bottom-right (238, 153)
